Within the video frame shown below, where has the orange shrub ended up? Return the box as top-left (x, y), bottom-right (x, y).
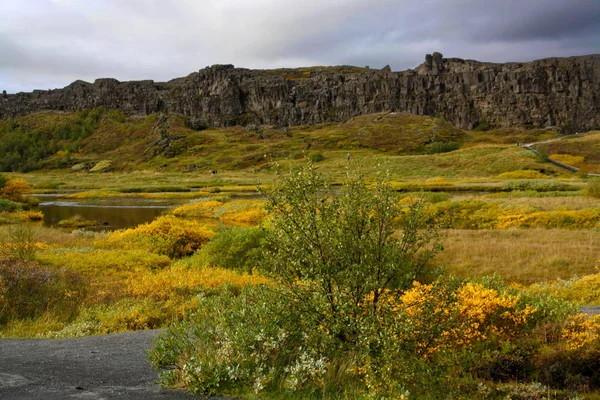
top-left (399, 281), bottom-right (536, 355)
top-left (0, 178), bottom-right (30, 203)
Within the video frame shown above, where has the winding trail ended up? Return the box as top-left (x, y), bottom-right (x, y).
top-left (522, 137), bottom-right (600, 177)
top-left (0, 329), bottom-right (208, 400)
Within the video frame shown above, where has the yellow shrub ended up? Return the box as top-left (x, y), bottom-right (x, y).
top-left (551, 154), bottom-right (585, 167)
top-left (400, 281), bottom-right (536, 354)
top-left (497, 170), bottom-right (548, 180)
top-left (17, 211), bottom-right (44, 222)
top-left (219, 201), bottom-right (267, 224)
top-left (0, 178), bottom-right (30, 203)
top-left (528, 272), bottom-right (600, 305)
top-left (497, 210), bottom-right (600, 229)
top-left (171, 200), bottom-right (224, 218)
top-left (127, 264), bottom-right (271, 301)
top-left (424, 177), bottom-right (454, 186)
top-left (106, 215), bottom-right (214, 258)
top-left (561, 313), bottom-right (600, 350)
top-left (171, 199), bottom-right (267, 225)
top-left (37, 248), bottom-right (171, 275)
top-left (427, 200), bottom-right (600, 230)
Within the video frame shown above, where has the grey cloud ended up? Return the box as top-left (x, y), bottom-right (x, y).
top-left (0, 0), bottom-right (598, 93)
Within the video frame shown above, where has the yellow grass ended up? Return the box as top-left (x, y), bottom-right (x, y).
top-left (438, 229), bottom-right (600, 284)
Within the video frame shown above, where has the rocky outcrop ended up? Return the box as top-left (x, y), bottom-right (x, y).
top-left (2, 54), bottom-right (599, 133)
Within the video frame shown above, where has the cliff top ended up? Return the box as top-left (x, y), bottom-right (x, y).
top-left (4, 53), bottom-right (599, 95)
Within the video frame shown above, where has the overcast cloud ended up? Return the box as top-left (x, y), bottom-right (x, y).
top-left (1, 0), bottom-right (599, 93)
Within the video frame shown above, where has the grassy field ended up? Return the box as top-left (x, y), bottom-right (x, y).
top-left (4, 109), bottom-right (586, 187)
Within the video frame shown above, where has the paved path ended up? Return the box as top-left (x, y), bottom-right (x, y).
top-left (0, 330), bottom-right (205, 400)
top-left (523, 136), bottom-right (600, 177)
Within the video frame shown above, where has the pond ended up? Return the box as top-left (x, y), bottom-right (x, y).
top-left (34, 194), bottom-right (189, 231)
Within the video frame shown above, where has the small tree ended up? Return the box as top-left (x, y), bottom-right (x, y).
top-left (261, 164), bottom-right (442, 343)
top-left (535, 144), bottom-right (550, 163)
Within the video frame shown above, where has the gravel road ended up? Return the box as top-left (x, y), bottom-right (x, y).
top-left (0, 329), bottom-right (203, 400)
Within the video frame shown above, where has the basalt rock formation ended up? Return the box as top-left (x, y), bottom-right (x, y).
top-left (2, 53), bottom-right (599, 133)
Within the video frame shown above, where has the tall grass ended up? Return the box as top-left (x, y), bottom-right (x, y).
top-left (438, 229), bottom-right (600, 284)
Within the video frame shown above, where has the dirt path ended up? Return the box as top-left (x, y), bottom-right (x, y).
top-left (0, 329), bottom-right (210, 400)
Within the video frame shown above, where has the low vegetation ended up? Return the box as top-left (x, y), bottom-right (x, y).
top-left (1, 111), bottom-right (600, 398)
top-left (149, 165), bottom-right (599, 399)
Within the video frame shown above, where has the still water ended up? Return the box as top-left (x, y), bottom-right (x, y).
top-left (35, 194), bottom-right (188, 231)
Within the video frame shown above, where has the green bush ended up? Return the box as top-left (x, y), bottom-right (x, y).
top-left (192, 226), bottom-right (266, 273)
top-left (150, 285), bottom-right (360, 397)
top-left (427, 141), bottom-right (460, 154)
top-left (535, 145), bottom-right (550, 162)
top-left (308, 152), bottom-right (325, 162)
top-left (261, 165), bottom-right (442, 339)
top-left (502, 179), bottom-right (572, 192)
top-left (0, 198), bottom-right (21, 212)
top-left (584, 178), bottom-right (600, 199)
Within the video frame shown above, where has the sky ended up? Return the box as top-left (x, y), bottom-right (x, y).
top-left (1, 0), bottom-right (599, 93)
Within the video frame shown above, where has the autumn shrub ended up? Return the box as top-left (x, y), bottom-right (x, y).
top-left (536, 314), bottom-right (600, 391)
top-left (171, 198), bottom-right (266, 225)
top-left (308, 152), bottom-right (325, 162)
top-left (551, 153), bottom-right (585, 167)
top-left (497, 170), bottom-right (548, 180)
top-left (191, 226), bottom-right (266, 272)
top-left (89, 159), bottom-right (112, 172)
top-left (171, 199), bottom-right (225, 218)
top-left (425, 200), bottom-right (600, 229)
top-left (0, 177), bottom-right (30, 203)
top-left (37, 248), bottom-right (171, 276)
top-left (357, 275), bottom-right (573, 398)
top-left (217, 200), bottom-right (267, 225)
top-left (0, 259), bottom-right (86, 324)
top-left (106, 215), bottom-right (213, 258)
top-left (528, 272), bottom-right (600, 306)
top-left (0, 211), bottom-right (44, 226)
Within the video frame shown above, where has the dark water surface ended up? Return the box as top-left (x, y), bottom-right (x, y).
top-left (34, 194), bottom-right (188, 231)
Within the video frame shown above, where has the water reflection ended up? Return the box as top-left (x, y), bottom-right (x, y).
top-left (35, 195), bottom-right (188, 231)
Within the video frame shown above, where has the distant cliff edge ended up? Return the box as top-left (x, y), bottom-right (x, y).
top-left (2, 53), bottom-right (599, 133)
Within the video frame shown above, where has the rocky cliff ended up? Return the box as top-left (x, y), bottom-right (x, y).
top-left (2, 53), bottom-right (599, 133)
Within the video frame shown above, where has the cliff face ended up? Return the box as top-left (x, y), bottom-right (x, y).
top-left (2, 53), bottom-right (599, 132)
